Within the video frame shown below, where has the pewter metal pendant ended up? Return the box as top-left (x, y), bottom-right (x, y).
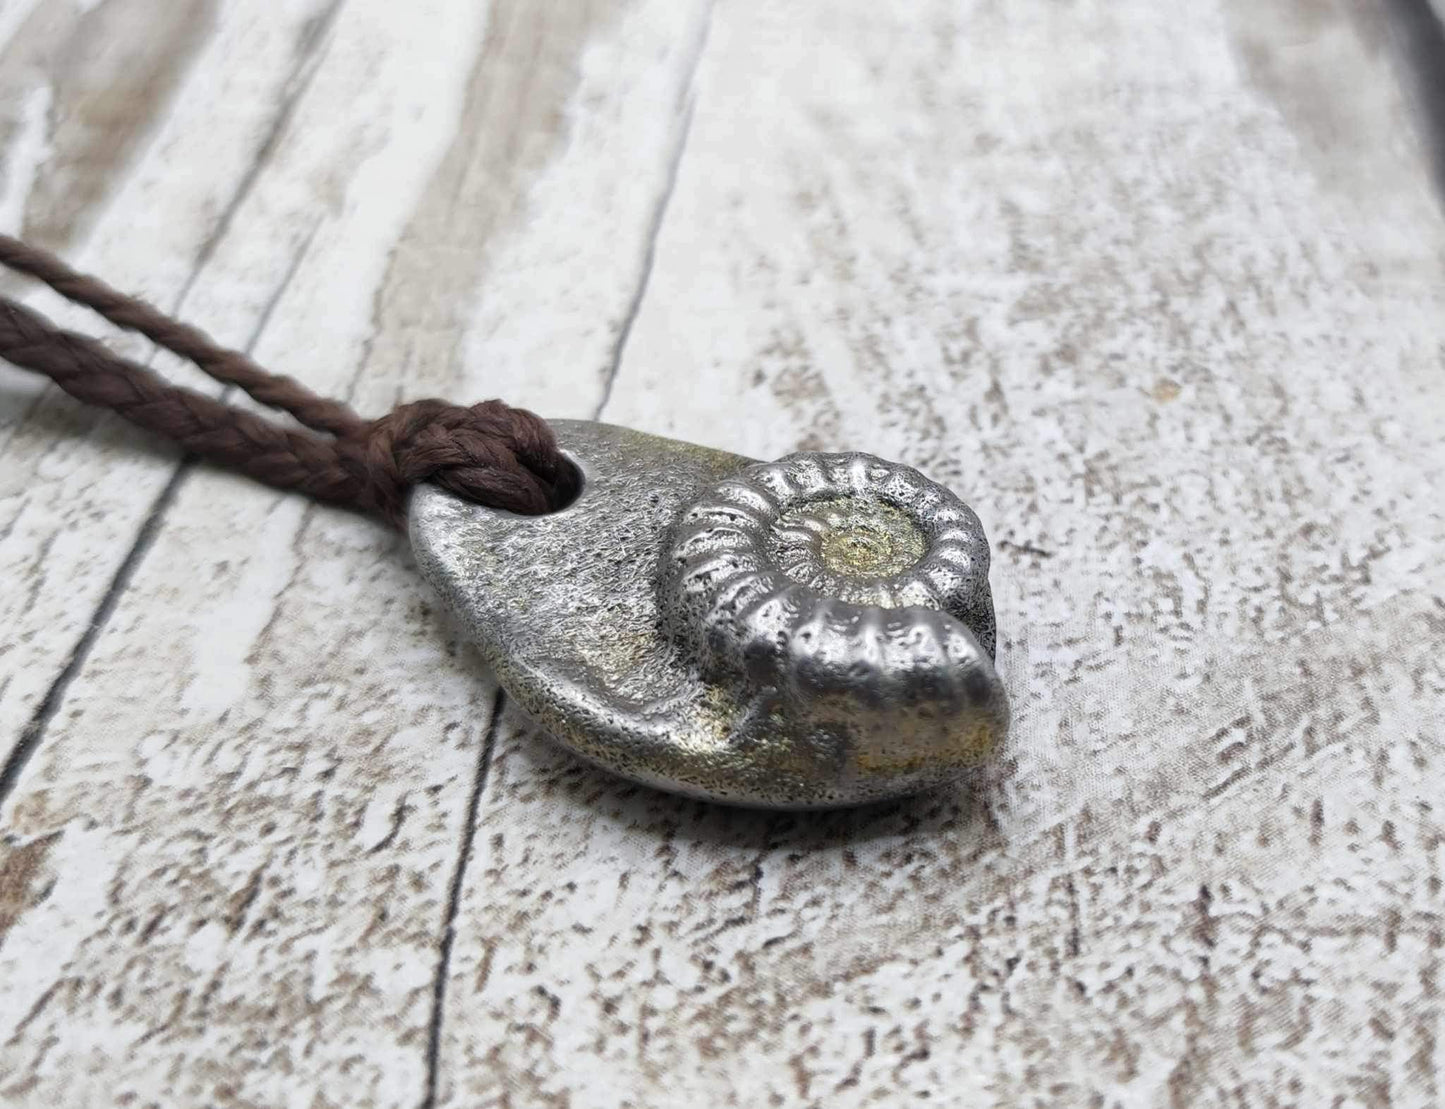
top-left (410, 421), bottom-right (1008, 809)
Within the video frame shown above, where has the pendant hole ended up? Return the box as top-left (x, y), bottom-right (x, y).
top-left (543, 455), bottom-right (584, 513)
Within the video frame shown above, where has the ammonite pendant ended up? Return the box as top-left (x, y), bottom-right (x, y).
top-left (410, 420), bottom-right (1008, 809)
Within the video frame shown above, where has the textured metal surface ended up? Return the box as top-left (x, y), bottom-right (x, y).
top-left (409, 420), bottom-right (1007, 807)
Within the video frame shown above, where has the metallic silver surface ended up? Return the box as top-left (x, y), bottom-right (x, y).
top-left (409, 420), bottom-right (1008, 808)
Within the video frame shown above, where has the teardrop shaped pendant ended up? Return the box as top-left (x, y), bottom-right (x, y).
top-left (410, 420), bottom-right (1008, 809)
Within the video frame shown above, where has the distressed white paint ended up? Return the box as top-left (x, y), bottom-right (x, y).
top-left (1, 0), bottom-right (1443, 1107)
top-left (0, 0), bottom-right (48, 56)
top-left (0, 84), bottom-right (47, 235)
top-left (0, 0), bottom-right (339, 747)
top-left (438, 0), bottom-right (1445, 1106)
top-left (0, 1), bottom-right (707, 1105)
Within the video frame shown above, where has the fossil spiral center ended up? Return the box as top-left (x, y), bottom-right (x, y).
top-left (770, 496), bottom-right (927, 583)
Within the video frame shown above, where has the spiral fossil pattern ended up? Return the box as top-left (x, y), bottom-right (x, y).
top-left (416, 421), bottom-right (1009, 806)
top-left (661, 452), bottom-right (998, 712)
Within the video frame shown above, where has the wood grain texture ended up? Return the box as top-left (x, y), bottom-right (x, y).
top-left (0, 1), bottom-right (708, 1105)
top-left (0, 0), bottom-right (341, 766)
top-left (1, 0), bottom-right (1443, 1106)
top-left (437, 0), bottom-right (1445, 1106)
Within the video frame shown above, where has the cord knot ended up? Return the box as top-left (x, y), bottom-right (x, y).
top-left (1, 233), bottom-right (580, 530)
top-left (359, 399), bottom-right (581, 527)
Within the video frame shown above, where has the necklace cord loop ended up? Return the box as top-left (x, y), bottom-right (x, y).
top-left (0, 234), bottom-right (578, 527)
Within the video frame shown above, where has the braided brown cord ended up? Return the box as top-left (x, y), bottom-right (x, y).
top-left (0, 235), bottom-right (578, 527)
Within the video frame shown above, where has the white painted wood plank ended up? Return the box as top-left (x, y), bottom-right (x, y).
top-left (435, 0), bottom-right (1445, 1106)
top-left (0, 1), bottom-right (707, 1106)
top-left (0, 0), bottom-right (341, 762)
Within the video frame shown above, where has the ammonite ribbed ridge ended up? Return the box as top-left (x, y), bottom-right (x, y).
top-left (660, 452), bottom-right (998, 712)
